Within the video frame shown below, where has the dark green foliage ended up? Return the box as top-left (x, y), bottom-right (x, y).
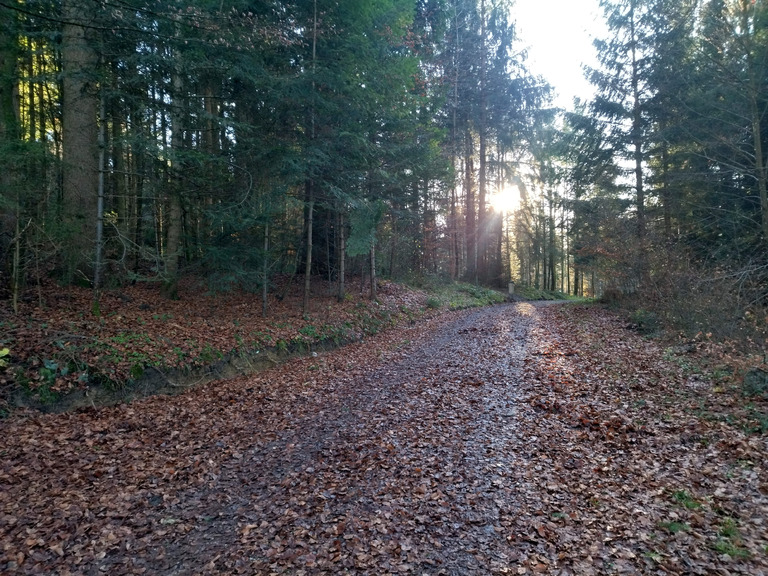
top-left (0, 0), bottom-right (544, 310)
top-left (347, 200), bottom-right (386, 258)
top-left (629, 308), bottom-right (660, 335)
top-left (553, 0), bottom-right (768, 335)
top-left (743, 369), bottom-right (768, 399)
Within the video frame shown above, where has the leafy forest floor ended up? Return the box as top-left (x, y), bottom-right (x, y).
top-left (0, 277), bottom-right (504, 414)
top-left (1, 282), bottom-right (767, 574)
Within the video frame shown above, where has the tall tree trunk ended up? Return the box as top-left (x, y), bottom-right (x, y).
top-left (629, 7), bottom-right (646, 274)
top-left (739, 0), bottom-right (768, 243)
top-left (262, 223), bottom-right (269, 317)
top-left (303, 185), bottom-right (314, 315)
top-left (449, 1), bottom-right (460, 281)
top-left (61, 0), bottom-right (99, 281)
top-left (162, 193), bottom-right (182, 299)
top-left (750, 94), bottom-right (768, 242)
top-left (110, 62), bottom-right (128, 245)
top-left (450, 184), bottom-right (459, 279)
top-left (337, 211), bottom-right (345, 302)
top-left (303, 0), bottom-right (318, 316)
top-left (389, 210), bottom-right (397, 278)
top-left (1, 8), bottom-right (21, 308)
top-left (0, 6), bottom-right (19, 143)
top-left (131, 149), bottom-right (145, 276)
top-left (35, 49), bottom-right (45, 142)
top-left (201, 74), bottom-right (219, 256)
top-left (574, 268), bottom-right (580, 297)
top-left (548, 194), bottom-right (556, 291)
top-left (562, 208), bottom-right (570, 295)
top-left (94, 91), bottom-right (106, 291)
top-left (464, 129), bottom-right (476, 282)
top-left (162, 64), bottom-right (184, 299)
top-left (660, 140), bottom-right (672, 241)
top-left (369, 241), bottom-right (377, 301)
top-left (477, 0), bottom-right (488, 283)
top-left (26, 47), bottom-right (35, 142)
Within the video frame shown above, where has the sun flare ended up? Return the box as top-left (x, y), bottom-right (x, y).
top-left (490, 185), bottom-right (521, 214)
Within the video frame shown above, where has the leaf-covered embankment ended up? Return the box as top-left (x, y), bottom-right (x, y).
top-left (0, 278), bottom-right (504, 414)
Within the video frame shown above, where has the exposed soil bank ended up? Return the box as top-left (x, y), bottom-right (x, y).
top-left (12, 336), bottom-right (360, 413)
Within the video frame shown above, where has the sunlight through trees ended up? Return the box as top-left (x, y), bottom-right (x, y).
top-left (0, 0), bottom-right (766, 334)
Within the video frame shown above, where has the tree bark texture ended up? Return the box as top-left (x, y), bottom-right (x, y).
top-left (61, 0), bottom-right (99, 280)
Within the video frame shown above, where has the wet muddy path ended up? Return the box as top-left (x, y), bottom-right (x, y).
top-left (160, 302), bottom-right (536, 574)
top-left (2, 303), bottom-right (541, 575)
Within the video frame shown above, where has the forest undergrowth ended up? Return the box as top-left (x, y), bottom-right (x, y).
top-left (517, 304), bottom-right (768, 573)
top-left (0, 277), bottom-right (504, 415)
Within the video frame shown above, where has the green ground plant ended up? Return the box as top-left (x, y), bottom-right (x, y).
top-left (713, 520), bottom-right (751, 559)
top-left (658, 521), bottom-right (690, 534)
top-left (672, 489), bottom-right (701, 510)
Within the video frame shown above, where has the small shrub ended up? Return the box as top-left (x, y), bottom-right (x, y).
top-left (299, 324), bottom-right (320, 339)
top-left (322, 323), bottom-right (352, 345)
top-left (290, 336), bottom-right (308, 352)
top-left (719, 517), bottom-right (739, 539)
top-left (743, 369), bottom-right (768, 399)
top-left (659, 521), bottom-right (690, 534)
top-left (744, 404), bottom-right (768, 435)
top-left (672, 489), bottom-right (701, 509)
top-left (129, 363), bottom-right (144, 380)
top-left (600, 287), bottom-right (623, 305)
top-left (713, 540), bottom-right (750, 559)
top-left (426, 297), bottom-right (441, 310)
top-left (198, 344), bottom-right (222, 363)
top-left (630, 308), bottom-right (660, 334)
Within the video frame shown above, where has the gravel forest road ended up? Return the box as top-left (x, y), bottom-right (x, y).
top-left (159, 302), bottom-right (537, 575)
top-left (6, 301), bottom-right (768, 575)
top-left (2, 302), bottom-right (545, 575)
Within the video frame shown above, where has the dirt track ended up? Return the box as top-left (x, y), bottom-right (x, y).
top-left (169, 303), bottom-right (536, 574)
top-left (6, 302), bottom-right (767, 575)
top-left (2, 303), bottom-right (539, 575)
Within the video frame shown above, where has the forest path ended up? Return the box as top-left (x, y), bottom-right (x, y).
top-left (158, 301), bottom-right (537, 575)
top-left (1, 302), bottom-right (540, 575)
top-left (3, 302), bottom-right (767, 575)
